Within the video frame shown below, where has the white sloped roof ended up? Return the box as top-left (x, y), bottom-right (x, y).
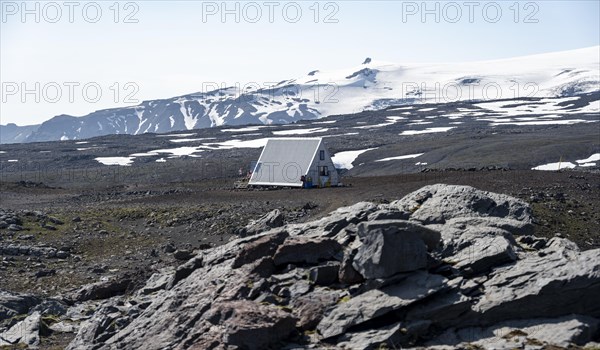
top-left (249, 137), bottom-right (322, 186)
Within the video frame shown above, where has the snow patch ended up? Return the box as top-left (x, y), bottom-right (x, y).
top-left (375, 153), bottom-right (424, 162)
top-left (169, 137), bottom-right (216, 143)
top-left (532, 162), bottom-right (577, 171)
top-left (272, 128), bottom-right (329, 136)
top-left (221, 126), bottom-right (265, 132)
top-left (400, 127), bottom-right (455, 135)
top-left (95, 157), bottom-right (134, 166)
top-left (576, 153), bottom-right (600, 164)
top-left (331, 148), bottom-right (378, 169)
top-left (157, 133), bottom-right (196, 138)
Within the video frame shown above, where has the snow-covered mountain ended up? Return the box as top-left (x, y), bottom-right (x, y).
top-left (1, 46), bottom-right (598, 144)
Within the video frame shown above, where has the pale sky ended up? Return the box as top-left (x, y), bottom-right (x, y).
top-left (1, 0), bottom-right (599, 126)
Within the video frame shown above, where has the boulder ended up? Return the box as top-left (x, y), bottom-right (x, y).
top-left (273, 236), bottom-right (342, 266)
top-left (0, 291), bottom-right (41, 321)
top-left (173, 250), bottom-right (193, 261)
top-left (426, 315), bottom-right (600, 349)
top-left (352, 221), bottom-right (439, 279)
top-left (336, 320), bottom-right (431, 350)
top-left (473, 247), bottom-right (600, 325)
top-left (70, 277), bottom-right (132, 303)
top-left (199, 300), bottom-right (297, 349)
top-left (359, 220), bottom-right (441, 250)
top-left (49, 321), bottom-right (79, 333)
top-left (292, 288), bottom-right (339, 330)
top-left (287, 202), bottom-right (377, 237)
top-left (139, 269), bottom-right (173, 295)
top-left (239, 209), bottom-right (285, 237)
top-left (0, 311), bottom-right (41, 348)
top-left (66, 303), bottom-right (125, 350)
top-left (232, 229), bottom-right (289, 268)
top-left (367, 207), bottom-right (410, 222)
top-left (338, 249), bottom-right (364, 285)
top-left (336, 323), bottom-right (403, 350)
top-left (449, 235), bottom-right (516, 275)
top-left (405, 290), bottom-right (472, 329)
top-left (167, 256), bottom-right (203, 289)
top-left (317, 271), bottom-right (446, 339)
top-left (392, 184), bottom-right (533, 234)
top-left (308, 262), bottom-right (340, 286)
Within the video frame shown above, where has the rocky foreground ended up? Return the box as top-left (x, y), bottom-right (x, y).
top-left (1, 184), bottom-right (599, 349)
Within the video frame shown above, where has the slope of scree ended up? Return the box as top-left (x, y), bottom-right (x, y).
top-left (1, 184), bottom-right (599, 349)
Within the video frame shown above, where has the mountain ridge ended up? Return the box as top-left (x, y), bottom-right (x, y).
top-left (1, 46), bottom-right (598, 144)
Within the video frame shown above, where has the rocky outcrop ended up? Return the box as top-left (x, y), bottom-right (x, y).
top-left (0, 291), bottom-right (41, 321)
top-left (237, 209), bottom-right (285, 237)
top-left (68, 276), bottom-right (133, 303)
top-left (3, 184), bottom-right (599, 349)
top-left (0, 311), bottom-right (41, 348)
top-left (317, 271), bottom-right (447, 339)
top-left (352, 220), bottom-right (440, 279)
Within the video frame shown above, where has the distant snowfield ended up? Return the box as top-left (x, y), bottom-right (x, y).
top-left (388, 106), bottom-right (414, 111)
top-left (221, 126), bottom-right (265, 132)
top-left (95, 137), bottom-right (270, 166)
top-left (532, 162), bottom-right (577, 171)
top-left (150, 147), bottom-right (203, 157)
top-left (332, 148), bottom-right (378, 169)
top-left (206, 138), bottom-right (269, 149)
top-left (157, 133), bottom-right (196, 138)
top-left (375, 153), bottom-right (424, 162)
top-left (400, 127), bottom-right (455, 136)
top-left (532, 153), bottom-right (600, 171)
top-left (475, 97), bottom-right (600, 117)
top-left (170, 137), bottom-right (215, 143)
top-left (272, 128), bottom-right (329, 136)
top-left (95, 157), bottom-right (135, 166)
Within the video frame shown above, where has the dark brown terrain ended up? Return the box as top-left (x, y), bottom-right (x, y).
top-left (2, 169), bottom-right (599, 297)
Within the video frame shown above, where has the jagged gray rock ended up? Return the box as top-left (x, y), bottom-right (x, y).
top-left (473, 246), bottom-right (600, 324)
top-left (391, 184), bottom-right (533, 235)
top-left (232, 229), bottom-right (288, 268)
top-left (449, 234), bottom-right (516, 275)
top-left (69, 277), bottom-right (132, 303)
top-left (0, 291), bottom-right (40, 321)
top-left (239, 209), bottom-right (285, 237)
top-left (308, 262), bottom-right (340, 286)
top-left (273, 236), bottom-right (342, 266)
top-left (196, 300), bottom-right (297, 349)
top-left (0, 311), bottom-right (41, 348)
top-left (425, 315), bottom-right (600, 349)
top-left (22, 184), bottom-right (594, 350)
top-left (317, 271), bottom-right (447, 339)
top-left (352, 221), bottom-right (434, 279)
